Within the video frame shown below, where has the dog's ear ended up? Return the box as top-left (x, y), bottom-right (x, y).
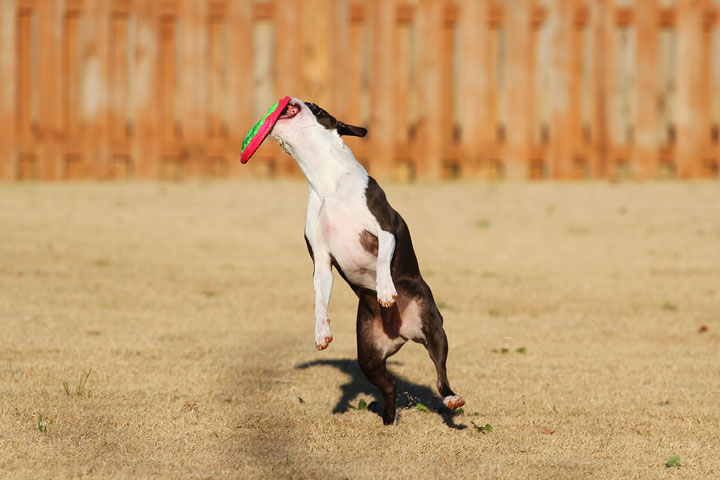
top-left (337, 122), bottom-right (367, 138)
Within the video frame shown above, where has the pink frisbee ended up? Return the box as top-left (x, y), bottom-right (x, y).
top-left (241, 96), bottom-right (293, 164)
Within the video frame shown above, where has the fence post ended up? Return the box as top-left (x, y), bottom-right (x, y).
top-left (369, 0), bottom-right (395, 179)
top-left (0, 0), bottom-right (16, 180)
top-left (676, 0), bottom-right (704, 178)
top-left (415, 0), bottom-right (443, 180)
top-left (133, 0), bottom-right (159, 179)
top-left (330, 0), bottom-right (351, 122)
top-left (82, 0), bottom-right (110, 179)
top-left (274, 0), bottom-right (302, 176)
top-left (178, 0), bottom-right (207, 178)
top-left (36, 0), bottom-right (63, 179)
top-left (635, 0), bottom-right (659, 179)
top-left (505, 0), bottom-right (532, 179)
top-left (227, 0), bottom-right (252, 178)
top-left (590, 0), bottom-right (612, 178)
top-left (547, 0), bottom-right (577, 179)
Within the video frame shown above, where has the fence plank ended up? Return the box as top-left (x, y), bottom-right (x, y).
top-left (415, 0), bottom-right (443, 180)
top-left (227, 0), bottom-right (252, 178)
top-left (0, 0), bottom-right (16, 179)
top-left (635, 0), bottom-right (659, 179)
top-left (590, 0), bottom-right (613, 178)
top-left (36, 0), bottom-right (62, 179)
top-left (676, 0), bottom-right (705, 178)
top-left (505, 0), bottom-right (532, 179)
top-left (273, 0), bottom-right (302, 176)
top-left (369, 0), bottom-right (395, 178)
top-left (133, 0), bottom-right (159, 179)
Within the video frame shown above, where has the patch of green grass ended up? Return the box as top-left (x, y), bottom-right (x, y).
top-left (500, 347), bottom-right (509, 354)
top-left (93, 259), bottom-right (110, 267)
top-left (566, 225), bottom-right (591, 235)
top-left (516, 347), bottom-right (527, 354)
top-left (63, 368), bottom-right (92, 397)
top-left (37, 414), bottom-right (52, 433)
top-left (488, 309), bottom-right (501, 317)
top-left (474, 219), bottom-right (491, 229)
top-left (665, 455), bottom-right (681, 468)
top-left (202, 289), bottom-right (219, 298)
top-left (471, 422), bottom-right (493, 434)
top-left (416, 403), bottom-right (431, 413)
top-left (661, 302), bottom-right (677, 312)
top-left (349, 398), bottom-right (377, 412)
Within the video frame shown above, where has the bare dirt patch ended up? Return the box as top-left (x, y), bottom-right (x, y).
top-left (1, 181), bottom-right (719, 479)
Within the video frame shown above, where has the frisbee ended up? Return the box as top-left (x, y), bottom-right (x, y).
top-left (241, 96), bottom-right (292, 163)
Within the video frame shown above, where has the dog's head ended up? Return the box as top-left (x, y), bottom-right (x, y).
top-left (270, 98), bottom-right (367, 156)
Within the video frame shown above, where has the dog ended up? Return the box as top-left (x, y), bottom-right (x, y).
top-left (269, 98), bottom-right (465, 424)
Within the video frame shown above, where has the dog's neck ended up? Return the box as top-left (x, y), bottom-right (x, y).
top-left (277, 129), bottom-right (367, 198)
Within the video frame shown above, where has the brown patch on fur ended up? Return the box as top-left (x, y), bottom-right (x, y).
top-left (359, 230), bottom-right (379, 256)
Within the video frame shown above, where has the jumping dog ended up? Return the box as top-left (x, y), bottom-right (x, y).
top-left (269, 99), bottom-right (465, 424)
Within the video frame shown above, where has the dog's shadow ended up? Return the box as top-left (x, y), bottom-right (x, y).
top-left (296, 358), bottom-right (466, 430)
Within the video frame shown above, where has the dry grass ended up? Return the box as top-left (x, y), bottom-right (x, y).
top-left (1, 180), bottom-right (719, 479)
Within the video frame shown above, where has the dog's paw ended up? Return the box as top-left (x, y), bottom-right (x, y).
top-left (376, 281), bottom-right (397, 308)
top-left (443, 395), bottom-right (466, 410)
top-left (315, 320), bottom-right (333, 351)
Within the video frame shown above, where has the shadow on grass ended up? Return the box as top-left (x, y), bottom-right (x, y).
top-left (296, 358), bottom-right (466, 430)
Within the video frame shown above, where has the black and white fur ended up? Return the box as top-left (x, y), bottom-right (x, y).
top-left (269, 98), bottom-right (465, 424)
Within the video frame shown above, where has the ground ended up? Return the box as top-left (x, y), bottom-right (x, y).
top-left (0, 180), bottom-right (718, 479)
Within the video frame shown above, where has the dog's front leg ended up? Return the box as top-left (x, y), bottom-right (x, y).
top-left (375, 230), bottom-right (398, 308)
top-left (313, 254), bottom-right (334, 350)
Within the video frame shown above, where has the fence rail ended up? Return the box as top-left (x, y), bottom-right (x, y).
top-left (0, 0), bottom-right (719, 181)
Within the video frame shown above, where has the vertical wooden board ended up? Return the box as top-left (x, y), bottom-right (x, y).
top-left (61, 10), bottom-right (83, 179)
top-left (62, 11), bottom-right (81, 141)
top-left (330, 0), bottom-right (351, 121)
top-left (110, 13), bottom-right (129, 142)
top-left (158, 15), bottom-right (177, 144)
top-left (273, 0), bottom-right (302, 176)
top-left (36, 0), bottom-right (63, 179)
top-left (82, 0), bottom-right (110, 179)
top-left (369, 0), bottom-right (395, 179)
top-left (458, 0), bottom-right (490, 178)
top-left (0, 0), bottom-right (17, 179)
top-left (440, 13), bottom-right (454, 158)
top-left (505, 0), bottom-right (532, 179)
top-left (207, 15), bottom-right (226, 140)
top-left (16, 6), bottom-right (32, 145)
top-left (132, 0), bottom-right (158, 178)
top-left (301, 0), bottom-right (331, 107)
top-left (676, 0), bottom-right (705, 177)
top-left (415, 0), bottom-right (443, 180)
top-left (394, 17), bottom-right (410, 145)
top-left (179, 0), bottom-right (207, 177)
top-left (699, 1), bottom-right (713, 176)
top-left (569, 7), bottom-right (584, 177)
top-left (226, 0), bottom-right (251, 178)
top-left (590, 0), bottom-right (613, 178)
top-left (347, 13), bottom-right (364, 127)
top-left (635, 0), bottom-right (660, 179)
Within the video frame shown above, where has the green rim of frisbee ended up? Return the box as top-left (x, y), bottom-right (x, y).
top-left (242, 99), bottom-right (280, 153)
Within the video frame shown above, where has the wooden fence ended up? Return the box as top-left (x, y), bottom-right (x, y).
top-left (0, 0), bottom-right (719, 181)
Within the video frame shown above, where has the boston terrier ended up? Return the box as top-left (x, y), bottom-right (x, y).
top-left (269, 98), bottom-right (465, 425)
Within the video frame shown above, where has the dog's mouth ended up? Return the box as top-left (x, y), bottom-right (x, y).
top-left (279, 101), bottom-right (301, 120)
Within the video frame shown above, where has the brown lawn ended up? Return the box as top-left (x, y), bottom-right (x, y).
top-left (0, 181), bottom-right (718, 479)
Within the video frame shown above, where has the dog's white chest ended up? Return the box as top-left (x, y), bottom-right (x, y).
top-left (312, 197), bottom-right (376, 289)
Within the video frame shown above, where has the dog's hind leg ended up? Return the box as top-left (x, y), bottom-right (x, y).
top-left (421, 304), bottom-right (465, 410)
top-left (356, 297), bottom-right (405, 425)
